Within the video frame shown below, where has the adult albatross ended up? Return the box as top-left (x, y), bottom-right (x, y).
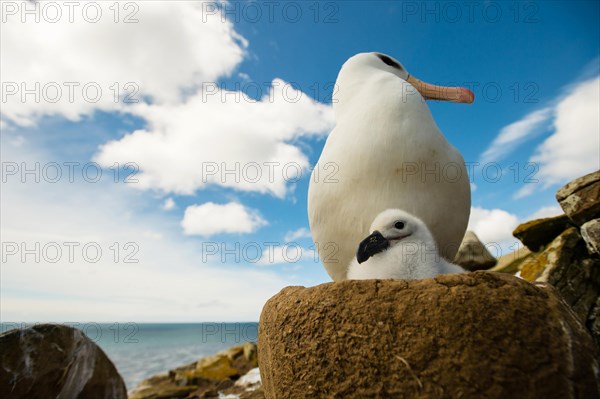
top-left (308, 52), bottom-right (473, 281)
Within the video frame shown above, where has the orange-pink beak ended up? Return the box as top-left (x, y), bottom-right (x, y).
top-left (406, 75), bottom-right (474, 104)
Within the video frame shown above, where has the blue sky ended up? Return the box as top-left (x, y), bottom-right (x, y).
top-left (1, 0), bottom-right (599, 322)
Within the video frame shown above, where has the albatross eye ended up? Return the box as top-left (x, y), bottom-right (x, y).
top-left (376, 54), bottom-right (403, 70)
top-left (394, 221), bottom-right (405, 230)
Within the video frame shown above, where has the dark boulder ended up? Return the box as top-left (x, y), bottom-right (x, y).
top-left (0, 324), bottom-right (127, 399)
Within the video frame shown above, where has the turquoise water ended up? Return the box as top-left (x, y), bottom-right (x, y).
top-left (1, 322), bottom-right (258, 390)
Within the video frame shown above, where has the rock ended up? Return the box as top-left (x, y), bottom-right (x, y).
top-left (513, 214), bottom-right (573, 252)
top-left (242, 342), bottom-right (258, 366)
top-left (0, 324), bottom-right (127, 399)
top-left (489, 246), bottom-right (532, 274)
top-left (258, 272), bottom-right (600, 399)
top-left (194, 353), bottom-right (239, 380)
top-left (520, 227), bottom-right (600, 330)
top-left (453, 231), bottom-right (497, 271)
top-left (512, 171), bottom-right (600, 345)
top-left (220, 384), bottom-right (266, 399)
top-left (128, 373), bottom-right (199, 399)
top-left (215, 368), bottom-right (264, 399)
top-left (130, 343), bottom-right (260, 399)
top-left (221, 344), bottom-right (245, 360)
top-left (519, 227), bottom-right (581, 282)
top-left (189, 343), bottom-right (258, 382)
top-left (589, 298), bottom-right (600, 347)
top-left (228, 342), bottom-right (259, 377)
top-left (556, 170), bottom-right (600, 226)
top-left (191, 378), bottom-right (236, 398)
top-left (582, 219), bottom-right (600, 255)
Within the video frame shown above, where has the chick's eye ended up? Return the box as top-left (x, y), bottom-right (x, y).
top-left (394, 221), bottom-right (405, 230)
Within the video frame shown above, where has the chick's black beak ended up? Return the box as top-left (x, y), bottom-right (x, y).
top-left (356, 231), bottom-right (390, 264)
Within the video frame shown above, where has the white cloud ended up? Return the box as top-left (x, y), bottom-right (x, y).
top-left (480, 107), bottom-right (552, 164)
top-left (284, 227), bottom-right (312, 242)
top-left (93, 80), bottom-right (334, 198)
top-left (513, 184), bottom-right (536, 199)
top-left (1, 138), bottom-right (287, 322)
top-left (467, 207), bottom-right (520, 245)
top-left (526, 205), bottom-right (563, 220)
top-left (0, 0), bottom-right (335, 323)
top-left (486, 75), bottom-right (600, 199)
top-left (143, 230), bottom-right (164, 240)
top-left (1, 1), bottom-right (246, 126)
top-left (163, 197), bottom-right (176, 210)
top-left (529, 76), bottom-right (600, 187)
top-left (256, 245), bottom-right (316, 266)
top-left (466, 204), bottom-right (565, 257)
top-left (3, 1), bottom-right (334, 198)
top-left (181, 202), bottom-right (267, 236)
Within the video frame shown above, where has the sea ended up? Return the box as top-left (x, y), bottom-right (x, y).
top-left (1, 322), bottom-right (259, 390)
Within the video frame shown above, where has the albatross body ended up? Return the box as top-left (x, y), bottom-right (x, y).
top-left (308, 53), bottom-right (473, 281)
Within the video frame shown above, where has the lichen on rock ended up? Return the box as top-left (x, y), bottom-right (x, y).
top-left (128, 342), bottom-right (262, 399)
top-left (513, 214), bottom-right (573, 252)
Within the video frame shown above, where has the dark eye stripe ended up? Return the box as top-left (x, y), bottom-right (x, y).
top-left (377, 54), bottom-right (403, 70)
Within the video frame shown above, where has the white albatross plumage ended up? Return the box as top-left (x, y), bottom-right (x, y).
top-left (308, 52), bottom-right (473, 281)
top-left (347, 209), bottom-right (465, 280)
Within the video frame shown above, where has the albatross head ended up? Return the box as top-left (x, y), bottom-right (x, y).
top-left (334, 52), bottom-right (474, 112)
top-left (356, 208), bottom-right (435, 264)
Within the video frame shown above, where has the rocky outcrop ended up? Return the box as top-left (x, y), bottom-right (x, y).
top-left (129, 342), bottom-right (262, 399)
top-left (489, 246), bottom-right (531, 273)
top-left (0, 324), bottom-right (127, 399)
top-left (227, 368), bottom-right (263, 399)
top-left (582, 219), bottom-right (600, 255)
top-left (128, 373), bottom-right (199, 399)
top-left (556, 170), bottom-right (600, 226)
top-left (520, 227), bottom-right (600, 321)
top-left (259, 272), bottom-right (600, 399)
top-left (453, 230), bottom-right (497, 270)
top-left (512, 172), bottom-right (600, 346)
top-left (513, 214), bottom-right (573, 252)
